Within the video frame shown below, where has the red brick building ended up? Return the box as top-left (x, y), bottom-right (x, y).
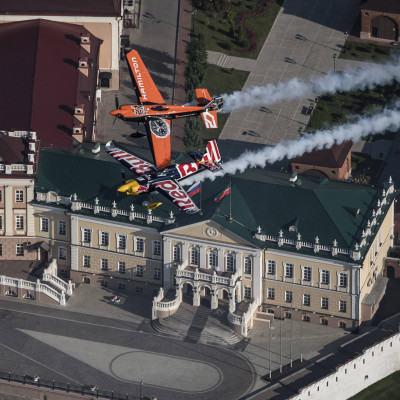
top-left (290, 142), bottom-right (352, 181)
top-left (0, 19), bottom-right (101, 147)
top-left (360, 0), bottom-right (400, 42)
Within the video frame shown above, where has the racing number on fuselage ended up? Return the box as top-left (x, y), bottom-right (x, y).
top-left (176, 163), bottom-right (199, 178)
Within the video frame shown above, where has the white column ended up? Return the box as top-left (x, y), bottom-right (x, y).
top-left (4, 185), bottom-right (13, 235)
top-left (70, 216), bottom-right (79, 271)
top-left (237, 283), bottom-right (242, 302)
top-left (351, 267), bottom-right (360, 320)
top-left (211, 286), bottom-right (218, 309)
top-left (229, 289), bottom-right (235, 312)
top-left (26, 185), bottom-right (35, 237)
top-left (252, 251), bottom-right (262, 306)
top-left (217, 248), bottom-right (224, 271)
top-left (163, 238), bottom-right (172, 289)
top-left (200, 245), bottom-right (206, 268)
top-left (193, 283), bottom-right (200, 306)
top-left (236, 252), bottom-right (242, 276)
top-left (182, 242), bottom-right (189, 268)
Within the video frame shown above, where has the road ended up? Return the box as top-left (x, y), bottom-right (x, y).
top-left (0, 298), bottom-right (255, 400)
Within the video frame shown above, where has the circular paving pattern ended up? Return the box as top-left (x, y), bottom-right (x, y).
top-left (110, 350), bottom-right (223, 393)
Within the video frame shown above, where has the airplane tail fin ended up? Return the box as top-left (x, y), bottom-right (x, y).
top-left (204, 140), bottom-right (221, 163)
top-left (195, 140), bottom-right (222, 171)
top-left (195, 89), bottom-right (223, 129)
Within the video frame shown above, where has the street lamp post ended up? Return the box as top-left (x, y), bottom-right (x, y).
top-left (290, 302), bottom-right (293, 368)
top-left (333, 53), bottom-right (337, 72)
top-left (344, 31), bottom-right (349, 53)
top-left (279, 306), bottom-right (282, 373)
top-left (140, 381), bottom-right (144, 400)
top-left (269, 318), bottom-right (272, 379)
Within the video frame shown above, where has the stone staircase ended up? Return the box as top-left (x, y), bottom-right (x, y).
top-left (152, 299), bottom-right (244, 348)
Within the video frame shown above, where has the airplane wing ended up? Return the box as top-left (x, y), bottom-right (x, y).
top-left (144, 119), bottom-right (171, 169)
top-left (151, 179), bottom-right (200, 215)
top-left (126, 49), bottom-right (166, 105)
top-left (105, 142), bottom-right (159, 176)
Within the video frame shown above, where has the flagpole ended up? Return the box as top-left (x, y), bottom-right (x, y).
top-left (228, 179), bottom-right (232, 221)
top-left (199, 182), bottom-right (202, 213)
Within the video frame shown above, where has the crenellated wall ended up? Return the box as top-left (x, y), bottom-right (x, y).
top-left (289, 332), bottom-right (400, 400)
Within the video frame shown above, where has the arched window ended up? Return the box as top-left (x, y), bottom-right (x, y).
top-left (208, 249), bottom-right (217, 269)
top-left (190, 246), bottom-right (199, 266)
top-left (244, 256), bottom-right (252, 274)
top-left (173, 244), bottom-right (181, 262)
top-left (226, 252), bottom-right (235, 273)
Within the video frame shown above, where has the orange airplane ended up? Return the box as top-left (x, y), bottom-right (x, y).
top-left (110, 49), bottom-right (223, 169)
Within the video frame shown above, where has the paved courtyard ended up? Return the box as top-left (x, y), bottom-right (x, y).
top-left (217, 0), bottom-right (361, 159)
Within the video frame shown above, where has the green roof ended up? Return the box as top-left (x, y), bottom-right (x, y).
top-left (35, 143), bottom-right (395, 263)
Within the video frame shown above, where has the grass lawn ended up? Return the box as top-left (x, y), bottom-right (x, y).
top-left (308, 84), bottom-right (400, 132)
top-left (199, 64), bottom-right (249, 142)
top-left (349, 371), bottom-right (400, 400)
top-left (183, 64), bottom-right (249, 151)
top-left (193, 0), bottom-right (283, 59)
top-left (340, 40), bottom-right (399, 62)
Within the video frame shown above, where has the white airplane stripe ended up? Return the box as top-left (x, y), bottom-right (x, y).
top-left (210, 140), bottom-right (221, 161)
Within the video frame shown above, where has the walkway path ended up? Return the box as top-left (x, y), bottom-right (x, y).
top-left (216, 0), bottom-right (361, 160)
top-left (207, 50), bottom-right (256, 71)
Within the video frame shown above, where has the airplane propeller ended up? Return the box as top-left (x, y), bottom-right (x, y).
top-left (113, 96), bottom-right (120, 125)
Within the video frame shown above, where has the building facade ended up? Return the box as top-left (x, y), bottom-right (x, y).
top-left (4, 143), bottom-right (395, 336)
top-left (0, 131), bottom-right (43, 261)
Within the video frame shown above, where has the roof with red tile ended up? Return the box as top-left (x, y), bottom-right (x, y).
top-left (0, 19), bottom-right (100, 148)
top-left (0, 132), bottom-right (26, 164)
top-left (291, 141), bottom-right (352, 168)
top-left (0, 0), bottom-right (120, 17)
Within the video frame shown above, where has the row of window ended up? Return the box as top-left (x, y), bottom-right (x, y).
top-left (40, 218), bottom-right (66, 235)
top-left (267, 288), bottom-right (347, 312)
top-left (81, 255), bottom-right (161, 279)
top-left (172, 244), bottom-right (253, 273)
top-left (266, 261), bottom-right (348, 287)
top-left (0, 189), bottom-right (24, 203)
top-left (268, 309), bottom-right (347, 328)
top-left (82, 229), bottom-right (157, 254)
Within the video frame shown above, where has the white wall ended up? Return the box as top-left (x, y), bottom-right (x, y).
top-left (290, 333), bottom-right (400, 400)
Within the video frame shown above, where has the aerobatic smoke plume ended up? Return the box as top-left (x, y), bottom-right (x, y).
top-left (221, 57), bottom-right (400, 112)
top-left (183, 103), bottom-right (400, 185)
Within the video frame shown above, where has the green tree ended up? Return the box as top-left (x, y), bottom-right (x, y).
top-left (183, 117), bottom-right (202, 149)
top-left (185, 35), bottom-right (208, 101)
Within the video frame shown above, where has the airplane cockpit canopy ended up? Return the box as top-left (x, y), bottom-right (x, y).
top-left (151, 106), bottom-right (169, 111)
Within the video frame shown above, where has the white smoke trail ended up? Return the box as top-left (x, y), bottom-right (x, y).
top-left (183, 103), bottom-right (400, 185)
top-left (221, 57), bottom-right (400, 112)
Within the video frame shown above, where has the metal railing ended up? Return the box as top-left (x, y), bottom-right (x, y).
top-left (0, 370), bottom-right (145, 400)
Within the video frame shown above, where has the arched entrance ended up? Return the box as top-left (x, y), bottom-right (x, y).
top-left (217, 287), bottom-right (230, 308)
top-left (371, 16), bottom-right (398, 40)
top-left (182, 282), bottom-right (194, 304)
top-left (199, 284), bottom-right (211, 307)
